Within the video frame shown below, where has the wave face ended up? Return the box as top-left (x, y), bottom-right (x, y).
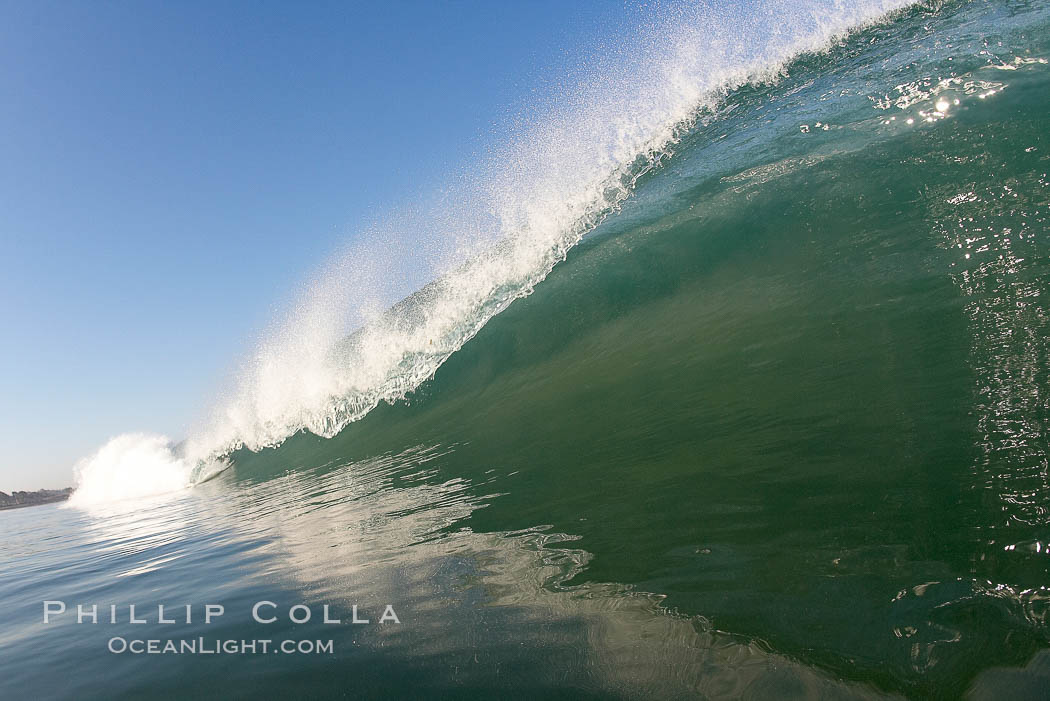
top-left (60, 0), bottom-right (1050, 696)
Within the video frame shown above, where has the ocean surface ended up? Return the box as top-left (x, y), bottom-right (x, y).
top-left (3, 0), bottom-right (1050, 698)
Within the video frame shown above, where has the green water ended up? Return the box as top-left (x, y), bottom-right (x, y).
top-left (3, 1), bottom-right (1050, 698)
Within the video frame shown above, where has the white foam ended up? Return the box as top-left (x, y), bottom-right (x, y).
top-left (68, 433), bottom-right (192, 507)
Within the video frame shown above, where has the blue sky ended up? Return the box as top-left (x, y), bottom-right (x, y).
top-left (0, 0), bottom-right (636, 490)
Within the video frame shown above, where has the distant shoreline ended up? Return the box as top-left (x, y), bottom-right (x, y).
top-left (0, 488), bottom-right (73, 511)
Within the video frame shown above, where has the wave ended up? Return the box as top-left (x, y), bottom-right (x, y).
top-left (183, 1), bottom-right (914, 458)
top-left (70, 0), bottom-right (915, 503)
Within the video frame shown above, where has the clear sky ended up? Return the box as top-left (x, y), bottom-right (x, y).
top-left (0, 0), bottom-right (635, 491)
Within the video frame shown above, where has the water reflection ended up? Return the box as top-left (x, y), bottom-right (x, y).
top-left (2, 443), bottom-right (897, 699)
top-left (923, 57), bottom-right (1050, 685)
top-left (936, 157), bottom-right (1050, 534)
top-left (201, 444), bottom-right (894, 698)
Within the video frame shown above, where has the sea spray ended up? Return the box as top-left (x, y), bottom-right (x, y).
top-left (68, 434), bottom-right (192, 506)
